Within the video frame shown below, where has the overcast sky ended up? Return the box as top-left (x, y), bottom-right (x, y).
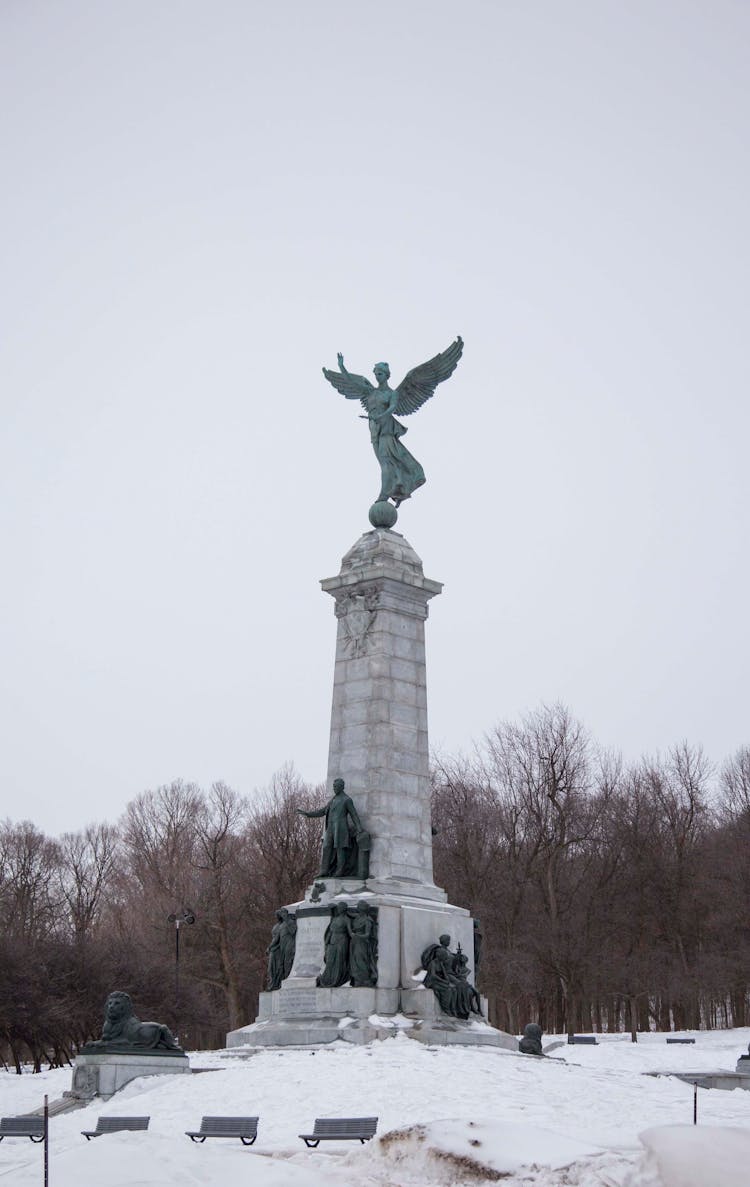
top-left (1, 1), bottom-right (748, 835)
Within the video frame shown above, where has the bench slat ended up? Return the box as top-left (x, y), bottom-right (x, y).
top-left (0, 1116), bottom-right (45, 1142)
top-left (299, 1117), bottom-right (378, 1146)
top-left (185, 1116), bottom-right (258, 1143)
top-left (81, 1116), bottom-right (150, 1139)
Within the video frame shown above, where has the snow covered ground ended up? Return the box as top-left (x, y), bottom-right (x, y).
top-left (1, 1029), bottom-right (749, 1185)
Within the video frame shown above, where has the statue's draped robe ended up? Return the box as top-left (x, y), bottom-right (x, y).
top-left (267, 919), bottom-right (284, 990)
top-left (368, 395), bottom-right (425, 503)
top-left (348, 914), bottom-right (377, 987)
top-left (317, 914), bottom-right (350, 987)
top-left (421, 943), bottom-right (459, 1016)
top-left (278, 917), bottom-right (297, 979)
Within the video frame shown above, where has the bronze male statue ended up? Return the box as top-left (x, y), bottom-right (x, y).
top-left (297, 777), bottom-right (364, 878)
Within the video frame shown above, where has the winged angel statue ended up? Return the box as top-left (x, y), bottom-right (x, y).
top-left (322, 336), bottom-right (464, 522)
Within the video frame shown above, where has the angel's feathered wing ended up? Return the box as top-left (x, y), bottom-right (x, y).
top-left (394, 336), bottom-right (464, 416)
top-left (322, 366), bottom-right (375, 412)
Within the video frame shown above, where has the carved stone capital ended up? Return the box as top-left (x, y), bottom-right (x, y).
top-left (334, 586), bottom-right (380, 657)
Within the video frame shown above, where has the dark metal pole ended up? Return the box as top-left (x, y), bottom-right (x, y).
top-left (168, 909), bottom-right (194, 1019)
top-left (44, 1093), bottom-right (48, 1187)
top-left (175, 919), bottom-right (180, 1004)
top-left (693, 1081), bottom-right (698, 1125)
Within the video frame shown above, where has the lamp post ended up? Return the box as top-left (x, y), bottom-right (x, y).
top-left (167, 908), bottom-right (195, 1006)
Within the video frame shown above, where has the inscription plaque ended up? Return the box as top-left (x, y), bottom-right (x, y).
top-left (279, 989), bottom-right (318, 1014)
top-left (288, 913), bottom-right (328, 979)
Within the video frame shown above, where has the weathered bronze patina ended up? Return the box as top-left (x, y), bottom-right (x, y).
top-left (322, 337), bottom-right (463, 523)
top-left (519, 1022), bottom-right (545, 1056)
top-left (266, 907), bottom-right (297, 991)
top-left (297, 777), bottom-right (364, 878)
top-left (81, 991), bottom-right (184, 1054)
top-left (315, 901), bottom-right (378, 988)
top-left (316, 903), bottom-right (351, 987)
top-left (347, 902), bottom-right (378, 988)
top-left (420, 934), bottom-right (483, 1021)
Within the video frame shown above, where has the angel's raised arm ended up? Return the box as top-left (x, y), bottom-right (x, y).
top-left (322, 359), bottom-right (374, 403)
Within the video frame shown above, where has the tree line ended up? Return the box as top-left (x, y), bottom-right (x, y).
top-left (1, 706), bottom-right (748, 1070)
top-left (432, 705), bottom-right (750, 1040)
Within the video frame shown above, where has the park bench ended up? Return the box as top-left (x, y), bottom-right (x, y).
top-left (185, 1116), bottom-right (259, 1144)
top-left (81, 1116), bottom-right (150, 1140)
top-left (567, 1035), bottom-right (598, 1044)
top-left (299, 1117), bottom-right (378, 1147)
top-left (666, 1037), bottom-right (696, 1044)
top-left (0, 1116), bottom-right (45, 1142)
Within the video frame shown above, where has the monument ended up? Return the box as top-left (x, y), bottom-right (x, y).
top-left (69, 991), bottom-right (190, 1100)
top-left (226, 338), bottom-right (516, 1049)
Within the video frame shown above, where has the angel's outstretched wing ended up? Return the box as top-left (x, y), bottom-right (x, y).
top-left (394, 336), bottom-right (464, 416)
top-left (322, 364), bottom-right (375, 412)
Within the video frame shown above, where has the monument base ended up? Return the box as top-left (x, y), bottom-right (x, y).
top-left (227, 883), bottom-right (517, 1052)
top-left (68, 1052), bottom-right (191, 1101)
top-left (226, 990), bottom-right (515, 1050)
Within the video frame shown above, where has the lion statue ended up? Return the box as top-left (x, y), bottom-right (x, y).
top-left (81, 991), bottom-right (183, 1054)
top-left (518, 1022), bottom-right (545, 1056)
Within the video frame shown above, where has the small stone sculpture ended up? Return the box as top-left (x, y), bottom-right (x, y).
top-left (347, 902), bottom-right (378, 987)
top-left (316, 903), bottom-right (351, 987)
top-left (297, 777), bottom-right (365, 878)
top-left (519, 1022), bottom-right (545, 1056)
top-left (266, 908), bottom-right (297, 990)
top-left (420, 934), bottom-right (483, 1021)
top-left (310, 881), bottom-right (326, 903)
top-left (322, 337), bottom-right (464, 525)
top-left (81, 991), bottom-right (184, 1054)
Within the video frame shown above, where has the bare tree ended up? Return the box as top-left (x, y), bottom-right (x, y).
top-left (58, 823), bottom-right (119, 943)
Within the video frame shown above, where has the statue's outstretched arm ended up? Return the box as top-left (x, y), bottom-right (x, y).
top-left (322, 359), bottom-right (374, 404)
top-left (297, 806), bottom-right (327, 818)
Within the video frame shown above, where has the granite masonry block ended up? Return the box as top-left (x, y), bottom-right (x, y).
top-left (389, 701), bottom-right (420, 727)
top-left (338, 722), bottom-right (370, 749)
top-left (339, 677), bottom-right (375, 702)
top-left (375, 614), bottom-right (421, 640)
top-left (390, 633), bottom-right (421, 661)
top-left (340, 656), bottom-right (372, 681)
top-left (389, 657), bottom-right (420, 683)
top-left (371, 721), bottom-right (421, 751)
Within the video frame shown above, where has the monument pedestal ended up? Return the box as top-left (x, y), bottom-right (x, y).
top-left (226, 529), bottom-right (516, 1052)
top-left (68, 1052), bottom-right (191, 1100)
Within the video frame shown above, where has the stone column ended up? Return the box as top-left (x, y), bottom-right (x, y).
top-left (320, 528), bottom-right (444, 898)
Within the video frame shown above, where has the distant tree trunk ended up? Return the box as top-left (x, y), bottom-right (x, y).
top-left (629, 996), bottom-right (638, 1043)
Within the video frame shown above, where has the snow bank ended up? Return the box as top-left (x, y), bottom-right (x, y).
top-left (0, 1030), bottom-right (748, 1185)
top-left (357, 1118), bottom-right (602, 1181)
top-left (625, 1125), bottom-right (750, 1187)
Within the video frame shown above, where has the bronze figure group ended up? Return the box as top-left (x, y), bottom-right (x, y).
top-left (420, 934), bottom-right (482, 1020)
top-left (317, 902), bottom-right (378, 989)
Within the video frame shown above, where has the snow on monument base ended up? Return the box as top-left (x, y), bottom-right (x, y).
top-left (225, 884), bottom-right (516, 1051)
